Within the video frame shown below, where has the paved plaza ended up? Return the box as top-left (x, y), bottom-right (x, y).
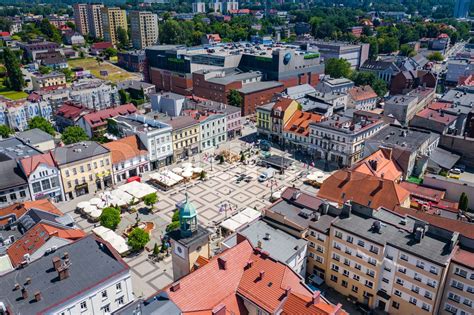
top-left (55, 128), bottom-right (324, 298)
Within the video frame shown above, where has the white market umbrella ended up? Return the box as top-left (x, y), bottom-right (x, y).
top-left (306, 173), bottom-right (319, 181)
top-left (76, 201), bottom-right (90, 210)
top-left (90, 197), bottom-right (102, 205)
top-left (193, 167), bottom-right (203, 173)
top-left (182, 171), bottom-right (193, 178)
top-left (83, 204), bottom-right (95, 214)
top-left (97, 201), bottom-right (106, 209)
top-left (90, 208), bottom-right (102, 219)
top-left (172, 167), bottom-right (183, 174)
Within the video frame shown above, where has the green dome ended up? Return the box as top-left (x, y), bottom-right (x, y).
top-left (179, 193), bottom-right (197, 219)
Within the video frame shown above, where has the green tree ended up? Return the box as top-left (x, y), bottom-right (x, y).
top-left (325, 58), bottom-right (352, 79)
top-left (459, 192), bottom-right (469, 211)
top-left (60, 68), bottom-right (73, 82)
top-left (372, 79), bottom-right (388, 97)
top-left (65, 21), bottom-right (76, 31)
top-left (119, 89), bottom-right (131, 104)
top-left (0, 125), bottom-right (12, 138)
top-left (350, 71), bottom-right (376, 86)
top-left (199, 170), bottom-right (206, 180)
top-left (28, 116), bottom-right (55, 135)
top-left (427, 51), bottom-right (444, 62)
top-left (38, 65), bottom-right (51, 74)
top-left (61, 126), bottom-right (89, 144)
top-left (117, 26), bottom-right (129, 48)
top-left (399, 44), bottom-right (415, 57)
top-left (153, 243), bottom-right (160, 256)
top-left (39, 18), bottom-right (61, 42)
top-left (143, 192), bottom-right (158, 209)
top-left (103, 47), bottom-right (118, 59)
top-left (100, 207), bottom-right (121, 230)
top-left (227, 89), bottom-right (242, 107)
top-left (3, 47), bottom-right (24, 91)
top-left (127, 228), bottom-right (150, 251)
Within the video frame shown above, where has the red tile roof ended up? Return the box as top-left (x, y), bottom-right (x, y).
top-left (103, 135), bottom-right (148, 164)
top-left (0, 200), bottom-right (63, 226)
top-left (283, 110), bottom-right (324, 136)
top-left (282, 292), bottom-right (346, 315)
top-left (0, 31), bottom-right (10, 36)
top-left (165, 239), bottom-right (341, 314)
top-left (91, 42), bottom-right (113, 50)
top-left (82, 104), bottom-right (137, 129)
top-left (348, 85), bottom-right (377, 102)
top-left (393, 206), bottom-right (474, 239)
top-left (352, 148), bottom-right (403, 181)
top-left (428, 101), bottom-right (452, 110)
top-left (415, 108), bottom-right (457, 125)
top-left (20, 152), bottom-right (56, 178)
top-left (7, 223), bottom-right (85, 267)
top-left (399, 182), bottom-right (445, 203)
top-left (272, 98), bottom-right (294, 113)
top-left (318, 170), bottom-right (410, 210)
top-left (55, 101), bottom-right (90, 120)
top-left (452, 248), bottom-right (474, 269)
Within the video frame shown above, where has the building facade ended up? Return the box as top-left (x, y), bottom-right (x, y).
top-left (70, 79), bottom-right (120, 111)
top-left (101, 7), bottom-right (127, 46)
top-left (130, 11), bottom-right (158, 50)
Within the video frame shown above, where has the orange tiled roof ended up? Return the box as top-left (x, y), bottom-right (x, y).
top-left (103, 135), bottom-right (148, 164)
top-left (20, 152), bottom-right (56, 178)
top-left (0, 200), bottom-right (63, 226)
top-left (166, 239), bottom-right (342, 314)
top-left (318, 170), bottom-right (410, 210)
top-left (352, 148), bottom-right (403, 181)
top-left (272, 98), bottom-right (294, 113)
top-left (7, 223), bottom-right (85, 267)
top-left (348, 85), bottom-right (377, 102)
top-left (282, 291), bottom-right (347, 315)
top-left (283, 110), bottom-right (324, 136)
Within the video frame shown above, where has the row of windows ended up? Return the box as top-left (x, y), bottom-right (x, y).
top-left (32, 177), bottom-right (60, 193)
top-left (64, 159), bottom-right (110, 177)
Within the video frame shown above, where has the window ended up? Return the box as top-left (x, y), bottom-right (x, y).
top-left (309, 242), bottom-right (315, 248)
top-left (398, 267), bottom-right (406, 274)
top-left (358, 240), bottom-right (365, 247)
top-left (455, 267), bottom-right (468, 278)
top-left (317, 246), bottom-right (324, 253)
top-left (344, 258), bottom-right (350, 266)
top-left (422, 303), bottom-right (430, 312)
top-left (400, 253), bottom-right (408, 261)
top-left (369, 245), bottom-right (378, 254)
top-left (394, 290), bottom-right (401, 297)
top-left (10, 193), bottom-right (17, 201)
top-left (32, 182), bottom-right (42, 193)
top-left (101, 304), bottom-right (110, 313)
top-left (464, 298), bottom-right (472, 307)
top-left (366, 269), bottom-right (375, 278)
top-left (427, 279), bottom-right (436, 288)
top-left (343, 269), bottom-right (350, 277)
top-left (116, 282), bottom-right (122, 292)
top-left (416, 260), bottom-right (425, 269)
top-left (330, 275), bottom-right (338, 283)
top-left (41, 179), bottom-right (51, 190)
top-left (117, 296), bottom-right (124, 305)
top-left (451, 280), bottom-right (464, 290)
top-left (355, 263), bottom-right (361, 270)
top-left (342, 280), bottom-right (348, 288)
top-left (356, 252), bottom-right (363, 259)
top-left (72, 168), bottom-right (77, 175)
top-left (445, 304), bottom-right (458, 314)
top-left (51, 177), bottom-right (59, 188)
top-left (396, 278), bottom-right (404, 286)
top-left (392, 301), bottom-right (400, 309)
top-left (335, 231), bottom-right (343, 239)
top-left (430, 266), bottom-right (438, 275)
top-left (425, 291), bottom-right (432, 300)
top-left (353, 274), bottom-right (360, 281)
top-left (80, 165), bottom-right (84, 173)
top-left (448, 292), bottom-right (461, 303)
top-left (345, 248), bottom-right (352, 255)
top-left (101, 290), bottom-right (107, 299)
top-left (412, 285), bottom-right (420, 293)
top-left (80, 301), bottom-right (87, 310)
top-left (365, 280), bottom-right (373, 288)
top-left (333, 242), bottom-right (341, 250)
top-left (352, 285), bottom-right (358, 293)
top-left (332, 253), bottom-right (340, 261)
top-left (331, 264), bottom-right (339, 272)
top-left (315, 256), bottom-right (324, 263)
top-left (368, 257), bottom-right (376, 266)
top-left (65, 170), bottom-right (70, 177)
top-left (87, 163), bottom-right (91, 171)
top-left (20, 191), bottom-right (26, 198)
top-left (346, 236), bottom-right (353, 243)
top-left (409, 297), bottom-right (417, 305)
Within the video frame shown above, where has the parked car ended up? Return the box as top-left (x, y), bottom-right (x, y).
top-left (258, 168), bottom-right (275, 182)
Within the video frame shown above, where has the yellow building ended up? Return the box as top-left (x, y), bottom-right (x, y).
top-left (256, 102), bottom-right (273, 139)
top-left (32, 72), bottom-right (66, 91)
top-left (270, 98), bottom-right (299, 145)
top-left (165, 116), bottom-right (200, 162)
top-left (101, 7), bottom-right (127, 46)
top-left (52, 141), bottom-right (113, 200)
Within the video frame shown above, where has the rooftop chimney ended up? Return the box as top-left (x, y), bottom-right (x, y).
top-left (245, 260), bottom-right (253, 270)
top-left (25, 277), bottom-right (31, 285)
top-left (58, 265), bottom-right (70, 281)
top-left (21, 287), bottom-right (28, 300)
top-left (34, 291), bottom-right (42, 302)
top-left (52, 256), bottom-right (61, 271)
top-left (170, 282), bottom-right (180, 292)
top-left (217, 257), bottom-right (227, 270)
top-left (331, 303), bottom-right (344, 315)
top-left (312, 291), bottom-right (321, 305)
top-left (284, 286), bottom-right (292, 297)
top-left (63, 252), bottom-right (69, 260)
top-left (259, 271), bottom-right (265, 280)
top-left (14, 283), bottom-right (20, 291)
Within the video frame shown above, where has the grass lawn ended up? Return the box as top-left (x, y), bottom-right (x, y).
top-left (0, 78), bottom-right (28, 100)
top-left (68, 58), bottom-right (138, 83)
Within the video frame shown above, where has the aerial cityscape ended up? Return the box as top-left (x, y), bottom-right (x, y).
top-left (0, 0), bottom-right (473, 314)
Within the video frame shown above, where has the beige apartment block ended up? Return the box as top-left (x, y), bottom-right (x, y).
top-left (87, 4), bottom-right (104, 39)
top-left (101, 7), bottom-right (127, 45)
top-left (130, 11), bottom-right (158, 49)
top-left (73, 3), bottom-right (89, 35)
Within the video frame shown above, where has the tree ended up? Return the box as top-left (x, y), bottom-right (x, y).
top-left (372, 79), bottom-right (388, 97)
top-left (28, 117), bottom-right (55, 135)
top-left (350, 71), bottom-right (376, 86)
top-left (153, 243), bottom-right (160, 256)
top-left (459, 192), bottom-right (469, 211)
top-left (127, 228), bottom-right (150, 251)
top-left (119, 89), bottom-right (131, 104)
top-left (65, 21), bottom-right (76, 31)
top-left (3, 47), bottom-right (24, 91)
top-left (0, 125), bottom-right (12, 138)
top-left (325, 58), bottom-right (352, 79)
top-left (227, 89), bottom-right (242, 107)
top-left (399, 44), bottom-right (415, 57)
top-left (39, 65), bottom-right (51, 74)
top-left (100, 207), bottom-right (121, 230)
top-left (199, 170), bottom-right (206, 180)
top-left (103, 47), bottom-right (118, 59)
top-left (117, 26), bottom-right (129, 48)
top-left (427, 51), bottom-right (444, 62)
top-left (143, 192), bottom-right (158, 209)
top-left (61, 126), bottom-right (89, 144)
top-left (60, 68), bottom-right (73, 82)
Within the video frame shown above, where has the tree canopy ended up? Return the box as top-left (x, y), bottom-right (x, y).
top-left (143, 192), bottom-right (158, 208)
top-left (100, 207), bottom-right (121, 230)
top-left (127, 228), bottom-right (150, 251)
top-left (28, 117), bottom-right (55, 136)
top-left (3, 47), bottom-right (24, 91)
top-left (227, 89), bottom-right (243, 107)
top-left (325, 58), bottom-right (352, 79)
top-left (61, 126), bottom-right (89, 144)
top-left (0, 125), bottom-right (12, 138)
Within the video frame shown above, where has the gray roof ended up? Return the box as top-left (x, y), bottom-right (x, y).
top-left (16, 129), bottom-right (54, 146)
top-left (237, 220), bottom-right (307, 264)
top-left (428, 147), bottom-right (460, 170)
top-left (440, 89), bottom-right (474, 108)
top-left (334, 208), bottom-right (453, 265)
top-left (207, 71), bottom-right (261, 85)
top-left (238, 81), bottom-right (283, 94)
top-left (112, 293), bottom-right (180, 315)
top-left (0, 158), bottom-right (27, 190)
top-left (117, 80), bottom-right (155, 91)
top-left (52, 141), bottom-right (109, 165)
top-left (368, 125), bottom-right (432, 151)
top-left (159, 115), bottom-right (199, 131)
top-left (0, 138), bottom-right (42, 160)
top-left (0, 235), bottom-right (129, 315)
top-left (361, 60), bottom-right (399, 72)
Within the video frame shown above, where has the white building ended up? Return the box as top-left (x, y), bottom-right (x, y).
top-left (70, 79), bottom-right (120, 111)
top-left (19, 152), bottom-right (65, 202)
top-left (192, 1), bottom-right (206, 13)
top-left (0, 98), bottom-right (53, 132)
top-left (114, 114), bottom-right (174, 169)
top-left (196, 112), bottom-right (227, 151)
top-left (130, 11), bottom-right (159, 50)
top-left (0, 235), bottom-right (134, 315)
